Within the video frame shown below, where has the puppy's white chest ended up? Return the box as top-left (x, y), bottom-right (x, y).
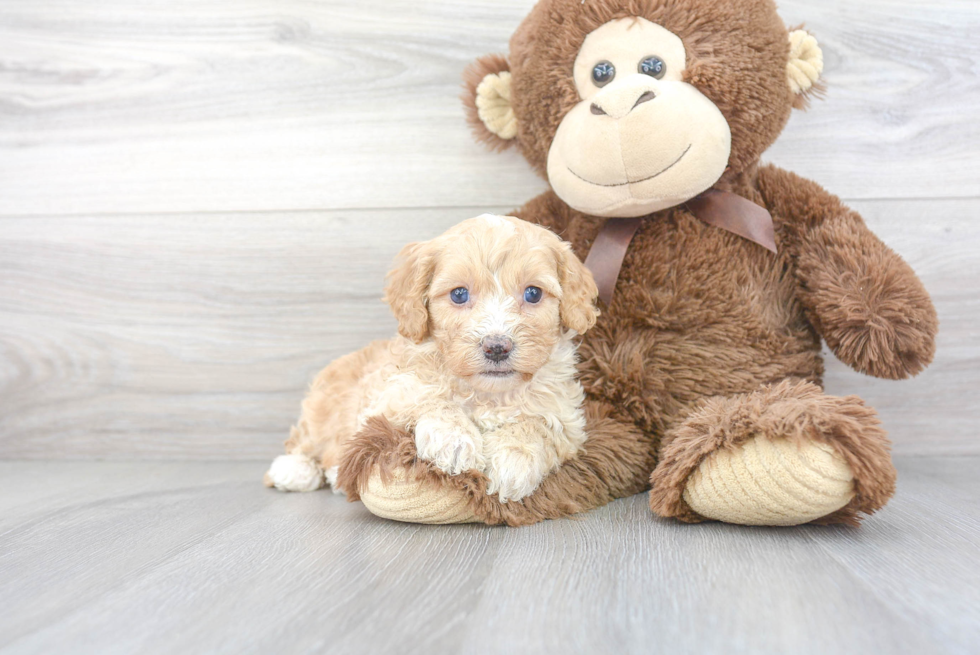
top-left (466, 405), bottom-right (519, 436)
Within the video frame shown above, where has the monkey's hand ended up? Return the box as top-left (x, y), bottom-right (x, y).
top-left (797, 226), bottom-right (937, 379)
top-left (759, 165), bottom-right (938, 380)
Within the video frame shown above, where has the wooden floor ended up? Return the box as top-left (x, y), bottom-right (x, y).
top-left (0, 456), bottom-right (977, 655)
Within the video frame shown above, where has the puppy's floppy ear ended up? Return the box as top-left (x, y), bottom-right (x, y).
top-left (384, 241), bottom-right (435, 344)
top-left (554, 240), bottom-right (600, 334)
top-left (462, 54), bottom-right (517, 151)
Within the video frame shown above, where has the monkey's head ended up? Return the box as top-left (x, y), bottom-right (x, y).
top-left (464, 0), bottom-right (823, 218)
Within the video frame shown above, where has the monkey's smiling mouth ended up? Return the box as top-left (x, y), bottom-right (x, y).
top-left (568, 144), bottom-right (692, 188)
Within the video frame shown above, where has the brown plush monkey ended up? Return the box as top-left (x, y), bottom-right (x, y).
top-left (336, 0), bottom-right (938, 527)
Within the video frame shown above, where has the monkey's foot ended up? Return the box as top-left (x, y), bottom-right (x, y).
top-left (650, 379), bottom-right (896, 526)
top-left (682, 435), bottom-right (854, 526)
top-left (359, 467), bottom-right (478, 525)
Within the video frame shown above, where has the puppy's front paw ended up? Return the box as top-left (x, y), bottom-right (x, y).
top-left (486, 448), bottom-right (548, 503)
top-left (415, 416), bottom-right (485, 476)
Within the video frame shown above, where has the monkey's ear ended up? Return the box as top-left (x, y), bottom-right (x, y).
top-left (384, 241), bottom-right (435, 344)
top-left (787, 29), bottom-right (825, 109)
top-left (463, 54), bottom-right (517, 150)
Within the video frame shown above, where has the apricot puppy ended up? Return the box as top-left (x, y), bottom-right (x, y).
top-left (264, 214), bottom-right (599, 503)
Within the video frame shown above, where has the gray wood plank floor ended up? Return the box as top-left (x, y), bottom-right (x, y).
top-left (0, 457), bottom-right (977, 655)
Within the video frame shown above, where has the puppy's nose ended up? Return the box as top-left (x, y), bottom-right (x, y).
top-left (481, 336), bottom-right (514, 362)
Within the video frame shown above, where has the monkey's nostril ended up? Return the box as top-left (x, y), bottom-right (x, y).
top-left (632, 91), bottom-right (657, 110)
top-left (590, 103), bottom-right (607, 116)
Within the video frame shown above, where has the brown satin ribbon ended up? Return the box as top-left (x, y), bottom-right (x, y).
top-left (583, 217), bottom-right (644, 307)
top-left (686, 189), bottom-right (777, 254)
top-left (584, 189), bottom-right (777, 305)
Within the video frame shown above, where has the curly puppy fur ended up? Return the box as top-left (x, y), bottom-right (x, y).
top-left (341, 0), bottom-right (937, 527)
top-left (268, 215), bottom-right (600, 504)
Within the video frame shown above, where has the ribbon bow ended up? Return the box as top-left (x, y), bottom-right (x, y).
top-left (583, 189), bottom-right (777, 305)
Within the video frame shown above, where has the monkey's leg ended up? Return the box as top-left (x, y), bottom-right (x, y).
top-left (336, 401), bottom-right (656, 526)
top-left (649, 379), bottom-right (895, 526)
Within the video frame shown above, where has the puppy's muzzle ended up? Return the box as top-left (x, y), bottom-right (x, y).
top-left (481, 335), bottom-right (514, 363)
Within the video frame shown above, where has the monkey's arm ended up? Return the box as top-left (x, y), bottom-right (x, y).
top-left (758, 164), bottom-right (937, 379)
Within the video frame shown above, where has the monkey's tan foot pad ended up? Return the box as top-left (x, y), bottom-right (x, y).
top-left (683, 435), bottom-right (855, 526)
top-left (359, 468), bottom-right (479, 524)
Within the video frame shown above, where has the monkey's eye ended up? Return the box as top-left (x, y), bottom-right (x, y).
top-left (592, 61), bottom-right (615, 87)
top-left (639, 56), bottom-right (666, 79)
top-left (450, 287), bottom-right (469, 304)
top-left (524, 286), bottom-right (543, 304)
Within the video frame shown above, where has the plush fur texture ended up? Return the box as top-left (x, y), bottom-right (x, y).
top-left (339, 0), bottom-right (938, 526)
top-left (270, 215), bottom-right (601, 504)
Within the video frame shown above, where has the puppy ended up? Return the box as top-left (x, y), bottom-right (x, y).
top-left (264, 214), bottom-right (599, 503)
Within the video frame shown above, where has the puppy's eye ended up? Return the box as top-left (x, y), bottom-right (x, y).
top-left (592, 61), bottom-right (615, 87)
top-left (638, 55), bottom-right (666, 79)
top-left (524, 286), bottom-right (543, 304)
top-left (450, 287), bottom-right (469, 304)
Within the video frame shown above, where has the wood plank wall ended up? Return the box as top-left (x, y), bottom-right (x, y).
top-left (1, 0), bottom-right (978, 459)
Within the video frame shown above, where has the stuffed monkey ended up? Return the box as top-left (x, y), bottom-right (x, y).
top-left (336, 0), bottom-right (937, 527)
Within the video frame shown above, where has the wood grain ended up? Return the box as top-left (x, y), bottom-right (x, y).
top-left (0, 207), bottom-right (493, 459)
top-left (0, 199), bottom-right (977, 460)
top-left (0, 458), bottom-right (976, 654)
top-left (0, 0), bottom-right (978, 216)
